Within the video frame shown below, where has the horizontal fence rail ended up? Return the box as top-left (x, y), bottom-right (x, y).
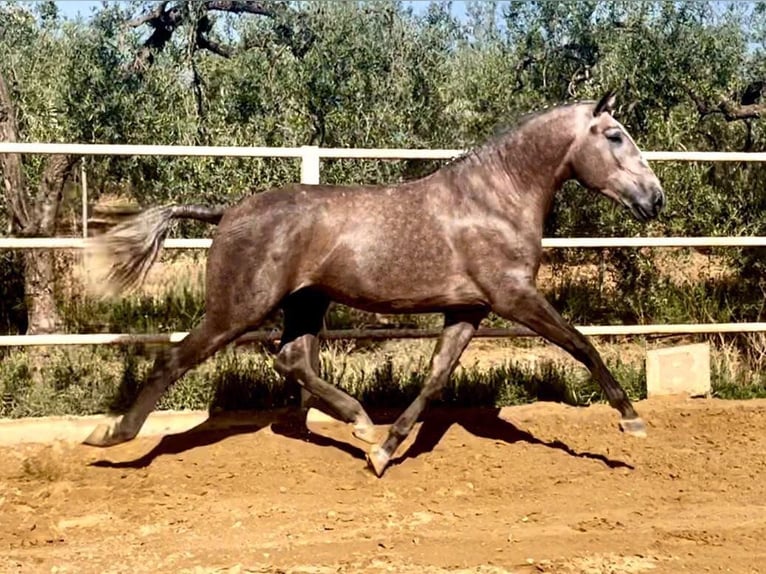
top-left (2, 236), bottom-right (766, 249)
top-left (4, 142), bottom-right (766, 162)
top-left (0, 142), bottom-right (764, 347)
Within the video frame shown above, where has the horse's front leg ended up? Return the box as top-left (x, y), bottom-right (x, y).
top-left (367, 311), bottom-right (485, 477)
top-left (491, 283), bottom-right (646, 436)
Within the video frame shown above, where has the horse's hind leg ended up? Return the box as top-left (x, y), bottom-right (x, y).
top-left (367, 310), bottom-right (485, 476)
top-left (275, 290), bottom-right (376, 444)
top-left (83, 316), bottom-right (249, 447)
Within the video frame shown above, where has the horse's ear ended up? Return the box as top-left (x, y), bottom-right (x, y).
top-left (593, 90), bottom-right (617, 116)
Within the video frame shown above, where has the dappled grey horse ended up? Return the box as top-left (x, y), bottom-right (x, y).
top-left (83, 91), bottom-right (665, 477)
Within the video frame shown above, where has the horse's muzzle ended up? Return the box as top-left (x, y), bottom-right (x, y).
top-left (650, 184), bottom-right (665, 215)
top-left (628, 183), bottom-right (665, 222)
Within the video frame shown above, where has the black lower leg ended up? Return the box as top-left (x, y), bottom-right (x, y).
top-left (276, 334), bottom-right (372, 427)
top-left (298, 331), bottom-right (330, 412)
top-left (277, 292), bottom-right (376, 441)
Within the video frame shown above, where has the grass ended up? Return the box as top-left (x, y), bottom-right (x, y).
top-left (1, 334), bottom-right (764, 420)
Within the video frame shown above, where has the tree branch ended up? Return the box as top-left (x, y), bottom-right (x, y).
top-left (203, 1), bottom-right (275, 17)
top-left (127, 2), bottom-right (184, 71)
top-left (718, 100), bottom-right (766, 121)
top-left (126, 1), bottom-right (170, 28)
top-left (126, 1), bottom-right (313, 71)
top-left (197, 31), bottom-right (234, 58)
top-left (685, 84), bottom-right (766, 122)
top-left (126, 1), bottom-right (280, 70)
top-left (683, 85), bottom-right (711, 117)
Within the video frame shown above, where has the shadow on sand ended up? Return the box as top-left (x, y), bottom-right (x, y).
top-left (388, 407), bottom-right (633, 470)
top-left (89, 406), bottom-right (632, 471)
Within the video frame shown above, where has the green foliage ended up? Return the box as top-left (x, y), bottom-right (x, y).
top-left (0, 344), bottom-right (627, 418)
top-left (60, 283), bottom-right (207, 334)
top-left (1, 339), bottom-right (763, 419)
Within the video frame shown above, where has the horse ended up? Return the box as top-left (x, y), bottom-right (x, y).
top-left (82, 91), bottom-right (665, 477)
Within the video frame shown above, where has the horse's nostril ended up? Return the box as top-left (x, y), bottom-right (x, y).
top-left (653, 187), bottom-right (665, 209)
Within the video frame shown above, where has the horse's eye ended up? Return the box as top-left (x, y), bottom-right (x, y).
top-left (606, 131), bottom-right (623, 144)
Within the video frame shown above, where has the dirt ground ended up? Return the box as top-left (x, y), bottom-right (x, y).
top-left (1, 397), bottom-right (765, 574)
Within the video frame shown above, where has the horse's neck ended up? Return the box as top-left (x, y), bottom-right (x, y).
top-left (427, 108), bottom-right (578, 221)
top-left (434, 160), bottom-right (548, 234)
top-left (502, 122), bottom-right (575, 210)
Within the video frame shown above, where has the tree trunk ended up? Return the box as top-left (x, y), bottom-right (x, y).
top-left (0, 70), bottom-right (77, 335)
top-left (23, 250), bottom-right (61, 333)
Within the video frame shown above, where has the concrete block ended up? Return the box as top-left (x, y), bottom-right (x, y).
top-left (306, 407), bottom-right (341, 424)
top-left (646, 342), bottom-right (711, 398)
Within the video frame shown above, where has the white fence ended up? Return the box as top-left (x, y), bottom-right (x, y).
top-left (0, 142), bottom-right (765, 345)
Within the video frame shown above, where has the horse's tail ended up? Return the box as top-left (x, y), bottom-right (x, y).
top-left (83, 204), bottom-right (225, 296)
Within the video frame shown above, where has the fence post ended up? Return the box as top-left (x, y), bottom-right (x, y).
top-left (300, 145), bottom-right (320, 184)
top-left (80, 158), bottom-right (88, 238)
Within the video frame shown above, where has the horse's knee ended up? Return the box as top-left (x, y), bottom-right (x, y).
top-left (489, 287), bottom-right (536, 319)
top-left (274, 350), bottom-right (294, 377)
top-left (274, 344), bottom-right (307, 378)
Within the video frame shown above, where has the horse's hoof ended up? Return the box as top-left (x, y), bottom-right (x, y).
top-left (366, 445), bottom-right (390, 478)
top-left (82, 420), bottom-right (130, 447)
top-left (619, 417), bottom-right (647, 438)
top-left (352, 422), bottom-right (378, 445)
top-left (82, 423), bottom-right (115, 447)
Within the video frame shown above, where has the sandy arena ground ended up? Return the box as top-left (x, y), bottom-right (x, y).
top-left (1, 397), bottom-right (765, 574)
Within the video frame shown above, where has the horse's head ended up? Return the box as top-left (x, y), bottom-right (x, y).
top-left (568, 91), bottom-right (665, 222)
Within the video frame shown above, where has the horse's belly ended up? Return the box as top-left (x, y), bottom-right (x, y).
top-left (320, 273), bottom-right (488, 314)
top-left (307, 206), bottom-right (486, 312)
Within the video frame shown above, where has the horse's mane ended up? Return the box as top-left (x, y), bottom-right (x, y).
top-left (439, 100), bottom-right (594, 174)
